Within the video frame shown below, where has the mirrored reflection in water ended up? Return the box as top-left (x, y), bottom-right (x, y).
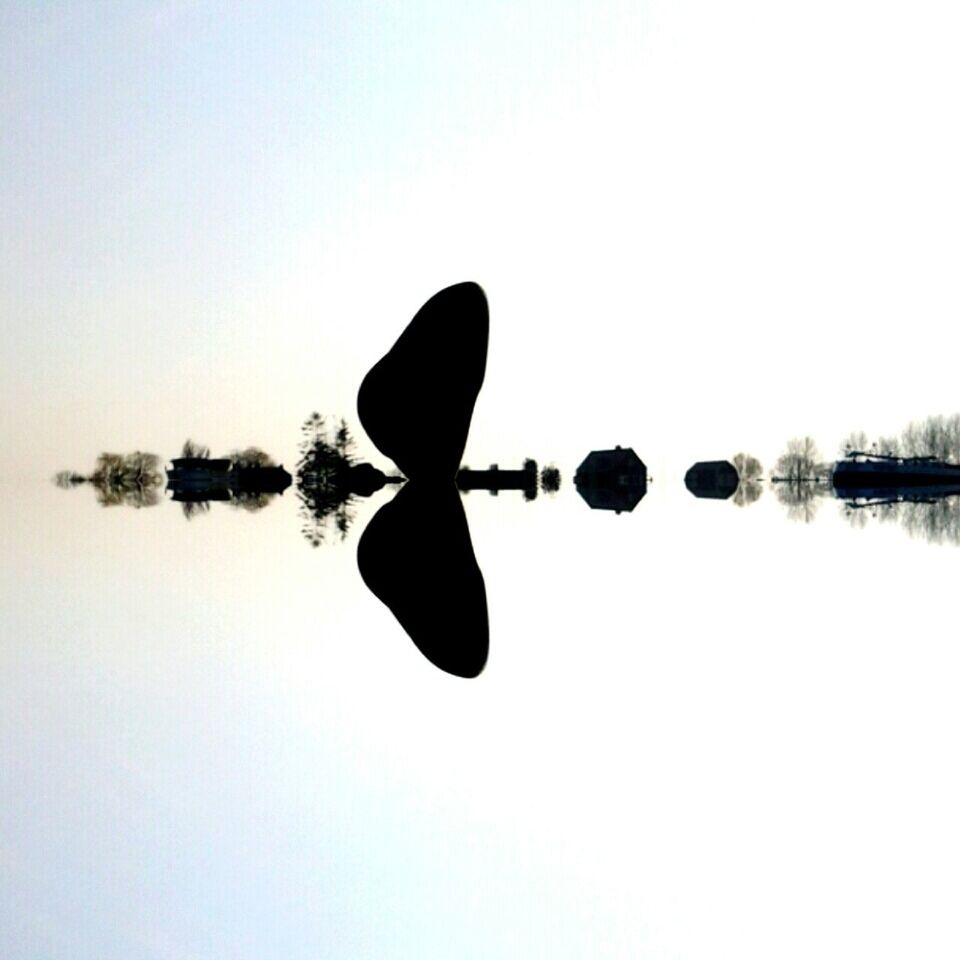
top-left (731, 453), bottom-right (763, 507)
top-left (49, 412), bottom-right (960, 681)
top-left (56, 443), bottom-right (293, 517)
top-left (55, 452), bottom-right (165, 508)
top-left (358, 480), bottom-right (488, 678)
top-left (296, 413), bottom-right (400, 546)
top-left (771, 421), bottom-right (960, 545)
top-left (841, 495), bottom-right (960, 545)
top-left (48, 285), bottom-right (960, 685)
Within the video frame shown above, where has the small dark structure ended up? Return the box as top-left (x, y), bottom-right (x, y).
top-left (574, 446), bottom-right (647, 513)
top-left (685, 460), bottom-right (739, 500)
top-left (456, 460), bottom-right (538, 500)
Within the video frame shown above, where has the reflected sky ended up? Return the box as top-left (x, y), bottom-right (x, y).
top-left (6, 475), bottom-right (960, 958)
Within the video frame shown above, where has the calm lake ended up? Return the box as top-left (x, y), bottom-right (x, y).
top-left (4, 462), bottom-right (959, 959)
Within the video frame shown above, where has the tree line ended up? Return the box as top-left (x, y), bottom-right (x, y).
top-left (840, 414), bottom-right (960, 461)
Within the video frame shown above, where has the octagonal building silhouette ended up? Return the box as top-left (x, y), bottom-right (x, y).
top-left (574, 446), bottom-right (648, 513)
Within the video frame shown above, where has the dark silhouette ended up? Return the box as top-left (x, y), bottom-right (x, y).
top-left (358, 282), bottom-right (488, 481)
top-left (684, 460), bottom-right (739, 500)
top-left (296, 413), bottom-right (400, 546)
top-left (540, 465), bottom-right (562, 494)
top-left (831, 415), bottom-right (960, 544)
top-left (833, 454), bottom-right (960, 495)
top-left (457, 459), bottom-right (539, 500)
top-left (574, 446), bottom-right (647, 512)
top-left (167, 443), bottom-right (291, 517)
top-left (355, 282), bottom-right (490, 677)
top-left (358, 481), bottom-right (488, 678)
top-left (833, 451), bottom-right (960, 545)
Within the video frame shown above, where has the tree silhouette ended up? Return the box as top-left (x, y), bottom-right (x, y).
top-left (773, 437), bottom-right (828, 481)
top-left (296, 414), bottom-right (366, 546)
top-left (540, 465), bottom-right (561, 494)
top-left (731, 452), bottom-right (763, 507)
top-left (225, 446), bottom-right (280, 511)
top-left (839, 415), bottom-right (960, 462)
top-left (229, 447), bottom-right (275, 468)
top-left (181, 439), bottom-right (210, 459)
top-left (771, 437), bottom-right (831, 523)
top-left (876, 435), bottom-right (901, 457)
top-left (54, 452), bottom-right (164, 508)
top-left (839, 430), bottom-right (870, 457)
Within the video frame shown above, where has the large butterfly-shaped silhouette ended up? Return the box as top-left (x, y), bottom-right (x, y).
top-left (355, 282), bottom-right (490, 678)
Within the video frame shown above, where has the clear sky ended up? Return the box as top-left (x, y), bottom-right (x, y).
top-left (3, 3), bottom-right (960, 959)
top-left (3, 0), bottom-right (959, 479)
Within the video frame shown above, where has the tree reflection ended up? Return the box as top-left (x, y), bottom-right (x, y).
top-left (296, 413), bottom-right (400, 546)
top-left (771, 437), bottom-right (831, 522)
top-left (180, 499), bottom-right (211, 520)
top-left (297, 413), bottom-right (357, 545)
top-left (54, 452), bottom-right (164, 508)
top-left (731, 452), bottom-right (763, 507)
top-left (228, 446), bottom-right (279, 512)
top-left (842, 496), bottom-right (960, 545)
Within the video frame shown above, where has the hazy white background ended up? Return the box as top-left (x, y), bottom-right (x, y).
top-left (3, 2), bottom-right (960, 958)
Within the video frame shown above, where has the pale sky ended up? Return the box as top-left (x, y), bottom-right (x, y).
top-left (3, 0), bottom-right (959, 478)
top-left (3, 3), bottom-right (960, 959)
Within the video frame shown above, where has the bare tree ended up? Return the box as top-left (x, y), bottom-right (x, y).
top-left (772, 437), bottom-right (830, 523)
top-left (731, 452), bottom-right (763, 507)
top-left (839, 431), bottom-right (870, 457)
top-left (773, 437), bottom-right (828, 481)
top-left (55, 451), bottom-right (163, 508)
top-left (892, 414), bottom-right (960, 461)
top-left (876, 435), bottom-right (901, 458)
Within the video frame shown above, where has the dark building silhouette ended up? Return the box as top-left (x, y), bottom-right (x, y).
top-left (166, 457), bottom-right (292, 500)
top-left (456, 460), bottom-right (538, 499)
top-left (574, 446), bottom-right (647, 513)
top-left (685, 460), bottom-right (739, 500)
